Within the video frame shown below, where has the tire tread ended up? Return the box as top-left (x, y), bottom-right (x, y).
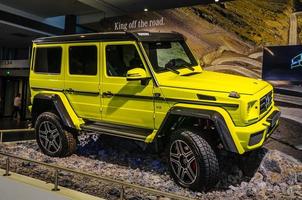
top-left (35, 112), bottom-right (77, 157)
top-left (187, 131), bottom-right (219, 188)
top-left (169, 129), bottom-right (219, 191)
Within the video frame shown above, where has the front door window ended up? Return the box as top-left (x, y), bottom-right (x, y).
top-left (106, 44), bottom-right (144, 77)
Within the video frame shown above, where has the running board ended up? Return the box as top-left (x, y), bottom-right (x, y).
top-left (80, 122), bottom-right (153, 142)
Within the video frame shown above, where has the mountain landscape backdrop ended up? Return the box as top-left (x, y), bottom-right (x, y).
top-left (94, 0), bottom-right (298, 80)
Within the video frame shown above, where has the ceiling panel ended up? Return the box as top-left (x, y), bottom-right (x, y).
top-left (0, 23), bottom-right (44, 47)
top-left (0, 0), bottom-right (100, 18)
top-left (0, 0), bottom-right (224, 18)
top-left (0, 0), bottom-right (226, 47)
top-left (102, 0), bottom-right (216, 12)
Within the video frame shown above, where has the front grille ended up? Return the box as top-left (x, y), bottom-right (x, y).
top-left (260, 91), bottom-right (273, 114)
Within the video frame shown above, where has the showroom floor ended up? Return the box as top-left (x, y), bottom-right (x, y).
top-left (0, 169), bottom-right (104, 200)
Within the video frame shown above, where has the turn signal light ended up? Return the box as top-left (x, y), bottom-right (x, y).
top-left (229, 91), bottom-right (240, 99)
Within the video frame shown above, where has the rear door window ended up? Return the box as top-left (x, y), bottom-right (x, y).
top-left (69, 46), bottom-right (97, 75)
top-left (34, 47), bottom-right (62, 74)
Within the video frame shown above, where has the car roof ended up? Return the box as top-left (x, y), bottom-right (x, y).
top-left (33, 31), bottom-right (184, 44)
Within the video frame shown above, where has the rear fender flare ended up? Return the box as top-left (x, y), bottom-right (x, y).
top-left (32, 92), bottom-right (83, 130)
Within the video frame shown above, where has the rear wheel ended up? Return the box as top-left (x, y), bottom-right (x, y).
top-left (35, 112), bottom-right (76, 157)
top-left (168, 129), bottom-right (219, 191)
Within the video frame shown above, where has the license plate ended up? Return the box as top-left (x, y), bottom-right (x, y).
top-left (266, 111), bottom-right (281, 136)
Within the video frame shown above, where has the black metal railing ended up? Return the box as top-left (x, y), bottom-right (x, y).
top-left (0, 152), bottom-right (193, 200)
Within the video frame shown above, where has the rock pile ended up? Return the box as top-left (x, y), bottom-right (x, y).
top-left (0, 135), bottom-right (301, 200)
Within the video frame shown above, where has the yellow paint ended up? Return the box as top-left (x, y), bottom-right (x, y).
top-left (64, 42), bottom-right (101, 120)
top-left (30, 90), bottom-right (84, 130)
top-left (100, 41), bottom-right (154, 129)
top-left (145, 130), bottom-right (158, 143)
top-left (30, 38), bottom-right (279, 154)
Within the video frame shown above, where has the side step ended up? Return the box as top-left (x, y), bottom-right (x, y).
top-left (81, 122), bottom-right (153, 142)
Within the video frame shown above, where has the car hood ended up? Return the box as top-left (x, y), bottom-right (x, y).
top-left (157, 70), bottom-right (268, 95)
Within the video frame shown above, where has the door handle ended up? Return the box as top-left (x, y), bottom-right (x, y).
top-left (102, 91), bottom-right (113, 98)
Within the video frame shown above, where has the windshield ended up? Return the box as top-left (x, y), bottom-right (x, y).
top-left (142, 40), bottom-right (198, 73)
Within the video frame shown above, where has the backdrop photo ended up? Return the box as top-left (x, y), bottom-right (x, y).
top-left (84, 0), bottom-right (301, 84)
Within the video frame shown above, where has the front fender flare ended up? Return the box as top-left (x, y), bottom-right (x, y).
top-left (157, 105), bottom-right (240, 153)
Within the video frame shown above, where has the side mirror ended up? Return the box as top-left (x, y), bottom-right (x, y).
top-left (126, 68), bottom-right (148, 81)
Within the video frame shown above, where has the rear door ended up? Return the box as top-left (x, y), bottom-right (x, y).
top-left (64, 43), bottom-right (101, 120)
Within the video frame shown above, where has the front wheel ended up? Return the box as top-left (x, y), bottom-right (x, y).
top-left (168, 129), bottom-right (219, 191)
top-left (35, 112), bottom-right (76, 157)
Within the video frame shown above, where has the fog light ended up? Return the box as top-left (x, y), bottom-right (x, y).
top-left (248, 131), bottom-right (264, 146)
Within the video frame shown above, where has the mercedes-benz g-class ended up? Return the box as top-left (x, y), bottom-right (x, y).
top-left (29, 32), bottom-right (280, 191)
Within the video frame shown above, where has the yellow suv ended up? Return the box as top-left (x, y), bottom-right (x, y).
top-left (29, 32), bottom-right (280, 191)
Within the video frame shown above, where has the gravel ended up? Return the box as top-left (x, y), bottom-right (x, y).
top-left (0, 134), bottom-right (301, 200)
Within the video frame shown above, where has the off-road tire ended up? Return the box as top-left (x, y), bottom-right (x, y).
top-left (35, 112), bottom-right (76, 157)
top-left (168, 129), bottom-right (219, 191)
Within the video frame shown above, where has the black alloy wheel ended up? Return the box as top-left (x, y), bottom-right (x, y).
top-left (35, 112), bottom-right (76, 157)
top-left (169, 129), bottom-right (220, 191)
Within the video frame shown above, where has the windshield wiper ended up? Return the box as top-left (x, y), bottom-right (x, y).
top-left (181, 71), bottom-right (201, 76)
top-left (183, 65), bottom-right (195, 71)
top-left (166, 67), bottom-right (180, 74)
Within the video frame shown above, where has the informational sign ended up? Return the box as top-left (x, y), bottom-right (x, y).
top-left (262, 45), bottom-right (302, 81)
top-left (99, 15), bottom-right (165, 32)
top-left (113, 17), bottom-right (165, 31)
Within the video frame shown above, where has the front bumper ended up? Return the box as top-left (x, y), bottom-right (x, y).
top-left (232, 106), bottom-right (281, 153)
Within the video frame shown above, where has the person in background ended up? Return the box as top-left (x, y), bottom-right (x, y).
top-left (12, 93), bottom-right (21, 120)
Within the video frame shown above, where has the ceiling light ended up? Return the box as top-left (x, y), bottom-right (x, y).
top-left (215, 0), bottom-right (220, 2)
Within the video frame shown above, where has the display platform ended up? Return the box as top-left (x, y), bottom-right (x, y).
top-left (275, 85), bottom-right (302, 97)
top-left (279, 106), bottom-right (302, 128)
top-left (0, 119), bottom-right (35, 143)
top-left (274, 93), bottom-right (302, 108)
top-left (0, 169), bottom-right (104, 200)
